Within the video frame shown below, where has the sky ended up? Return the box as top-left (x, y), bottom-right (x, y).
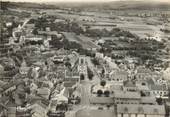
top-left (2, 0), bottom-right (170, 3)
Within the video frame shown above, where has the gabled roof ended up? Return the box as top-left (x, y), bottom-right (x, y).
top-left (141, 97), bottom-right (156, 104)
top-left (123, 80), bottom-right (136, 87)
top-left (90, 97), bottom-right (114, 104)
top-left (114, 91), bottom-right (141, 99)
top-left (37, 87), bottom-right (50, 95)
top-left (76, 109), bottom-right (116, 117)
top-left (64, 81), bottom-right (77, 87)
top-left (150, 84), bottom-right (168, 91)
top-left (117, 104), bottom-right (165, 115)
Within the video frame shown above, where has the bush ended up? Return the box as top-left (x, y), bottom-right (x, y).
top-left (91, 58), bottom-right (100, 66)
top-left (80, 74), bottom-right (85, 80)
top-left (104, 90), bottom-right (110, 97)
top-left (97, 90), bottom-right (103, 97)
top-left (87, 67), bottom-right (94, 80)
top-left (156, 97), bottom-right (163, 105)
top-left (100, 80), bottom-right (106, 87)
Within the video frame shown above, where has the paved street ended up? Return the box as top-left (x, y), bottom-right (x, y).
top-left (66, 57), bottom-right (101, 117)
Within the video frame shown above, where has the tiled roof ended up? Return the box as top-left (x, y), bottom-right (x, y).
top-left (140, 97), bottom-right (156, 104)
top-left (37, 87), bottom-right (50, 95)
top-left (150, 84), bottom-right (167, 91)
top-left (76, 109), bottom-right (116, 117)
top-left (136, 66), bottom-right (152, 73)
top-left (64, 81), bottom-right (77, 87)
top-left (114, 91), bottom-right (141, 99)
top-left (90, 97), bottom-right (114, 104)
top-left (117, 104), bottom-right (165, 115)
top-left (123, 80), bottom-right (136, 87)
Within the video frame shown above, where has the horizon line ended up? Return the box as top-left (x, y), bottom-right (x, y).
top-left (1, 0), bottom-right (170, 3)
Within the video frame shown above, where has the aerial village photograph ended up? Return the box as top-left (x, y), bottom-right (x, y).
top-left (0, 0), bottom-right (170, 117)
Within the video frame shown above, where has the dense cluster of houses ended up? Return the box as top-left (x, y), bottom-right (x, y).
top-left (1, 6), bottom-right (170, 117)
top-left (88, 51), bottom-right (170, 117)
top-left (0, 13), bottom-right (88, 117)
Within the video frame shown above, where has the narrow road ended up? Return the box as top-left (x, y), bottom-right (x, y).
top-left (80, 81), bottom-right (91, 105)
top-left (66, 57), bottom-right (101, 117)
top-left (86, 57), bottom-right (101, 83)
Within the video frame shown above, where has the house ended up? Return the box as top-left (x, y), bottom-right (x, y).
top-left (78, 55), bottom-right (87, 78)
top-left (117, 104), bottom-right (166, 117)
top-left (135, 66), bottom-right (152, 81)
top-left (64, 70), bottom-right (80, 83)
top-left (64, 53), bottom-right (80, 83)
top-left (29, 101), bottom-right (48, 117)
top-left (6, 22), bottom-right (13, 27)
top-left (147, 78), bottom-right (169, 99)
top-left (44, 39), bottom-right (50, 48)
top-left (149, 84), bottom-right (169, 99)
top-left (110, 84), bottom-right (123, 92)
top-left (136, 66), bottom-right (151, 79)
top-left (140, 97), bottom-right (157, 105)
top-left (52, 87), bottom-right (69, 104)
top-left (136, 81), bottom-right (150, 96)
top-left (92, 83), bottom-right (110, 94)
top-left (7, 107), bottom-right (17, 117)
top-left (79, 16), bottom-right (96, 22)
top-left (163, 67), bottom-right (170, 80)
top-left (0, 103), bottom-right (8, 117)
top-left (89, 97), bottom-right (114, 105)
top-left (123, 80), bottom-right (137, 92)
top-left (54, 19), bottom-right (65, 23)
top-left (19, 59), bottom-right (30, 75)
top-left (165, 101), bottom-right (170, 117)
top-left (36, 87), bottom-right (50, 99)
top-left (24, 35), bottom-right (44, 43)
top-left (64, 81), bottom-right (77, 88)
top-left (109, 70), bottom-right (129, 82)
top-left (52, 55), bottom-right (64, 64)
top-left (0, 64), bottom-right (4, 73)
top-left (76, 109), bottom-right (116, 117)
top-left (113, 91), bottom-right (141, 104)
top-left (0, 80), bottom-right (6, 86)
top-left (95, 52), bottom-right (104, 59)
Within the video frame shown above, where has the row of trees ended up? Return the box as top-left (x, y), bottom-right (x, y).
top-left (97, 90), bottom-right (110, 97)
top-left (91, 58), bottom-right (100, 66)
top-left (96, 80), bottom-right (110, 97)
top-left (34, 15), bottom-right (137, 39)
top-left (87, 67), bottom-right (94, 80)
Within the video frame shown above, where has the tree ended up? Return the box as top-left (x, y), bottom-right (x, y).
top-left (65, 61), bottom-right (71, 68)
top-left (97, 90), bottom-right (103, 97)
top-left (104, 90), bottom-right (110, 97)
top-left (80, 74), bottom-right (85, 80)
top-left (106, 105), bottom-right (111, 109)
top-left (1, 2), bottom-right (9, 10)
top-left (140, 91), bottom-right (146, 97)
top-left (156, 97), bottom-right (163, 105)
top-left (56, 103), bottom-right (68, 111)
top-left (32, 28), bottom-right (38, 35)
top-left (24, 87), bottom-right (31, 94)
top-left (87, 67), bottom-right (94, 80)
top-left (168, 89), bottom-right (170, 100)
top-left (101, 68), bottom-right (105, 75)
top-left (91, 58), bottom-right (100, 66)
top-left (100, 80), bottom-right (106, 87)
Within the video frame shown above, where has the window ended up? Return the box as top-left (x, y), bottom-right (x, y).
top-left (81, 59), bottom-right (84, 64)
top-left (153, 108), bottom-right (158, 114)
top-left (138, 107), bottom-right (144, 113)
top-left (141, 82), bottom-right (146, 86)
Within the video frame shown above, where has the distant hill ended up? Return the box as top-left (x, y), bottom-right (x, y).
top-left (1, 1), bottom-right (170, 10)
top-left (0, 1), bottom-right (59, 10)
top-left (105, 0), bottom-right (170, 10)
